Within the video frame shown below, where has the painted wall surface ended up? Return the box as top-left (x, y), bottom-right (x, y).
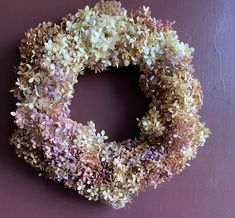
top-left (0, 0), bottom-right (234, 218)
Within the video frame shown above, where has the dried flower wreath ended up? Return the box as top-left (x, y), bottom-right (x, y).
top-left (10, 0), bottom-right (210, 209)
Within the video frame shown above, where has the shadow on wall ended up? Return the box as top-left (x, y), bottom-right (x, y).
top-left (0, 43), bottom-right (18, 164)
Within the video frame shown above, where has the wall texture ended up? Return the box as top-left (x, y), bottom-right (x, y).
top-left (0, 0), bottom-right (234, 218)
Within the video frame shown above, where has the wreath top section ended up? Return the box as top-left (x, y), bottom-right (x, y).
top-left (43, 3), bottom-right (193, 73)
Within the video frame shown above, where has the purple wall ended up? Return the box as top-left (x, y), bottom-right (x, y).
top-left (0, 0), bottom-right (234, 217)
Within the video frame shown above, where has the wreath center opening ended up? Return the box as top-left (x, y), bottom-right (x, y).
top-left (70, 65), bottom-right (149, 142)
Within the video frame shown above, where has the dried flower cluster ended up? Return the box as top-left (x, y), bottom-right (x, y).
top-left (10, 0), bottom-right (210, 209)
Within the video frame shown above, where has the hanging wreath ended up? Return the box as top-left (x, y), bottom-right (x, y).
top-left (10, 0), bottom-right (210, 209)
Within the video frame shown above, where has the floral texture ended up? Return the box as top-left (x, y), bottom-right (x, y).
top-left (10, 0), bottom-right (210, 209)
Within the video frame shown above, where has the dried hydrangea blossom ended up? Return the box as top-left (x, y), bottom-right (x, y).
top-left (10, 0), bottom-right (210, 209)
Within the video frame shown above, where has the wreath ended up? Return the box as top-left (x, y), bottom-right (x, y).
top-left (10, 0), bottom-right (210, 209)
